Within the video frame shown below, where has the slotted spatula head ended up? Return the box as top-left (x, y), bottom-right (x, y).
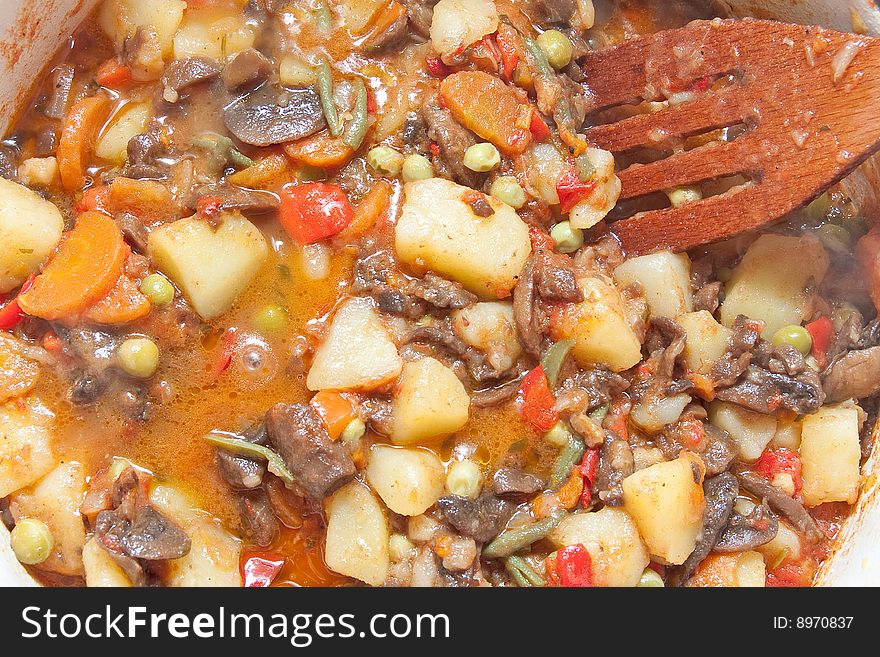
top-left (581, 18), bottom-right (880, 255)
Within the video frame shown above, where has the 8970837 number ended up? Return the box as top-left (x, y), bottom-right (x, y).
top-left (796, 617), bottom-right (853, 629)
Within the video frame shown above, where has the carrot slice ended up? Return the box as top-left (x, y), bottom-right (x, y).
top-left (283, 132), bottom-right (355, 169)
top-left (310, 391), bottom-right (355, 440)
top-left (18, 211), bottom-right (126, 321)
top-left (57, 94), bottom-right (113, 192)
top-left (439, 71), bottom-right (531, 155)
top-left (83, 271), bottom-right (152, 325)
top-left (337, 180), bottom-right (392, 241)
top-left (228, 153), bottom-right (290, 189)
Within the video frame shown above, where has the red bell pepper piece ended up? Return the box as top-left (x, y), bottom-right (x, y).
top-left (0, 274), bottom-right (35, 330)
top-left (754, 448), bottom-right (803, 495)
top-left (556, 167), bottom-right (598, 213)
top-left (578, 447), bottom-right (599, 507)
top-left (805, 316), bottom-right (833, 369)
top-left (280, 182), bottom-right (354, 245)
top-left (553, 544), bottom-right (594, 587)
top-left (495, 32), bottom-right (519, 82)
top-left (517, 365), bottom-right (558, 433)
top-left (677, 417), bottom-right (705, 449)
top-left (425, 56), bottom-right (451, 78)
top-left (528, 225), bottom-right (555, 251)
top-left (196, 194), bottom-right (224, 220)
top-left (210, 328), bottom-right (238, 382)
top-left (241, 551), bottom-right (285, 588)
top-left (529, 112), bottom-right (551, 142)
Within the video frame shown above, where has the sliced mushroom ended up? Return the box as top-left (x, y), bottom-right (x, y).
top-left (224, 84), bottom-right (326, 146)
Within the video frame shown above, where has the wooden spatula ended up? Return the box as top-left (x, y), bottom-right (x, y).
top-left (580, 18), bottom-right (880, 255)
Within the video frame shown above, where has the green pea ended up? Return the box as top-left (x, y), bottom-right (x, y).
top-left (490, 176), bottom-right (527, 209)
top-left (463, 143), bottom-right (501, 172)
top-left (10, 518), bottom-right (53, 565)
top-left (550, 220), bottom-right (584, 253)
top-left (253, 304), bottom-right (287, 333)
top-left (667, 186), bottom-right (702, 208)
top-left (140, 274), bottom-right (175, 306)
top-left (771, 324), bottom-right (812, 355)
top-left (117, 337), bottom-right (160, 378)
top-left (366, 146), bottom-right (404, 177)
top-left (536, 30), bottom-right (573, 70)
top-left (806, 192), bottom-right (831, 221)
top-left (401, 154), bottom-right (434, 182)
top-left (638, 568), bottom-right (665, 587)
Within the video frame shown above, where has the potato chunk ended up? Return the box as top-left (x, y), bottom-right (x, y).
top-left (687, 551), bottom-right (765, 587)
top-left (391, 357), bottom-right (470, 445)
top-left (307, 297), bottom-right (403, 392)
top-left (549, 508), bottom-right (649, 587)
top-left (95, 103), bottom-right (151, 164)
top-left (395, 179), bottom-right (531, 298)
top-left (451, 301), bottom-right (521, 371)
top-left (430, 0), bottom-right (498, 56)
top-left (719, 234), bottom-right (829, 336)
top-left (613, 251), bottom-right (693, 320)
top-left (800, 404), bottom-right (861, 507)
top-left (366, 445), bottom-right (446, 516)
top-left (10, 462), bottom-right (87, 577)
top-left (165, 523), bottom-right (242, 587)
top-left (709, 401), bottom-right (776, 462)
top-left (549, 275), bottom-right (642, 372)
top-left (0, 333), bottom-right (40, 402)
top-left (325, 480), bottom-right (390, 586)
top-left (99, 0), bottom-right (186, 56)
top-left (678, 310), bottom-right (732, 374)
top-left (621, 452), bottom-right (705, 565)
top-left (0, 177), bottom-right (65, 294)
top-left (82, 538), bottom-right (132, 587)
top-left (148, 211), bottom-right (269, 320)
top-left (0, 399), bottom-right (55, 498)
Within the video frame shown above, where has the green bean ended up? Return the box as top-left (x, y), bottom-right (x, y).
top-left (317, 61), bottom-right (342, 137)
top-left (540, 339), bottom-right (575, 389)
top-left (343, 78), bottom-right (369, 149)
top-left (589, 404), bottom-right (609, 422)
top-left (204, 433), bottom-right (295, 485)
top-left (524, 37), bottom-right (554, 79)
top-left (193, 134), bottom-right (254, 169)
top-left (315, 1), bottom-right (332, 34)
top-left (505, 556), bottom-right (545, 587)
top-left (551, 435), bottom-right (585, 489)
top-left (483, 514), bottom-right (562, 559)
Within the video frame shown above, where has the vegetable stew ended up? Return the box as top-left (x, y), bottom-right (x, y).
top-left (0, 0), bottom-right (876, 587)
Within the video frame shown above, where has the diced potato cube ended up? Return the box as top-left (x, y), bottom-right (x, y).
top-left (395, 178), bottom-right (532, 299)
top-left (0, 399), bottom-right (55, 498)
top-left (549, 275), bottom-right (643, 372)
top-left (755, 518), bottom-right (803, 566)
top-left (621, 452), bottom-right (705, 565)
top-left (568, 148), bottom-right (622, 229)
top-left (631, 393), bottom-right (691, 433)
top-left (342, 0), bottom-right (389, 34)
top-left (99, 0), bottom-right (187, 56)
top-left (0, 177), bottom-right (65, 294)
top-left (430, 0), bottom-right (499, 56)
top-left (82, 538), bottom-right (132, 587)
top-left (307, 297), bottom-right (403, 392)
top-left (165, 522), bottom-right (242, 587)
top-left (687, 551), bottom-right (765, 587)
top-left (17, 157), bottom-right (59, 188)
top-left (800, 404), bottom-right (861, 507)
top-left (709, 401), bottom-right (777, 462)
top-left (549, 508), bottom-right (649, 587)
top-left (719, 234), bottom-right (829, 336)
top-left (391, 357), bottom-right (470, 445)
top-left (614, 251), bottom-right (693, 319)
top-left (771, 417), bottom-right (802, 450)
top-left (95, 103), bottom-right (151, 164)
top-left (451, 301), bottom-right (521, 371)
top-left (173, 10), bottom-right (255, 61)
top-left (677, 310), bottom-right (732, 374)
top-left (0, 333), bottom-right (40, 402)
top-left (325, 480), bottom-right (390, 586)
top-left (148, 211), bottom-right (269, 320)
top-left (366, 445), bottom-right (446, 516)
top-left (9, 462), bottom-right (86, 577)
